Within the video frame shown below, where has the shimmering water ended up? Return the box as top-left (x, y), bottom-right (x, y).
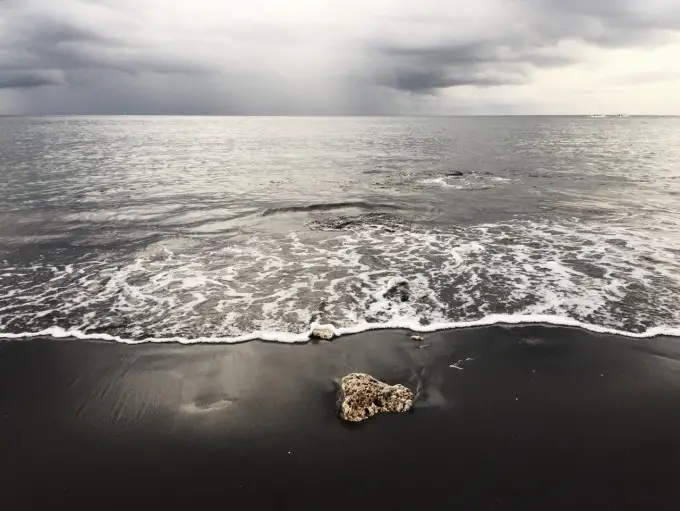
top-left (1, 116), bottom-right (679, 342)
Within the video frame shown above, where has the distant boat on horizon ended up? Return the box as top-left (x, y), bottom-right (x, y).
top-left (587, 113), bottom-right (630, 118)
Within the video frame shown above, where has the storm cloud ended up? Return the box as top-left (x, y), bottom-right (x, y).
top-left (1, 0), bottom-right (680, 114)
top-left (0, 70), bottom-right (64, 89)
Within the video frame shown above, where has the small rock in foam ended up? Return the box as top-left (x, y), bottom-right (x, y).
top-left (310, 324), bottom-right (335, 340)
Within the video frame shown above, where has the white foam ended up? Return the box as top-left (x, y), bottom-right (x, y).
top-left (421, 174), bottom-right (511, 190)
top-left (1, 217), bottom-right (679, 343)
top-left (1, 314), bottom-right (679, 345)
top-left (422, 177), bottom-right (463, 189)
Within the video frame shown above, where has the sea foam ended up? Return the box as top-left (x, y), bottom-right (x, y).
top-left (1, 314), bottom-right (679, 345)
top-left (1, 217), bottom-right (679, 343)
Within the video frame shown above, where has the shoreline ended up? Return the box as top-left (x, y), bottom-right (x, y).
top-left (2, 325), bottom-right (680, 506)
top-left (1, 314), bottom-right (679, 345)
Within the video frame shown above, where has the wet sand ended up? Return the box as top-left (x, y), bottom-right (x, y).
top-left (1, 325), bottom-right (680, 508)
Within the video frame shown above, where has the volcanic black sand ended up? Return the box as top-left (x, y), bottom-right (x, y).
top-left (2, 325), bottom-right (680, 508)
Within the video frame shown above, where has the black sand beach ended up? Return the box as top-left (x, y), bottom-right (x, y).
top-left (2, 325), bottom-right (680, 508)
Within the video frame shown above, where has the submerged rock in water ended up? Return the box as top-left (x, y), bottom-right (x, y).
top-left (339, 373), bottom-right (413, 422)
top-left (306, 212), bottom-right (409, 232)
top-left (310, 324), bottom-right (335, 340)
top-left (384, 279), bottom-right (410, 302)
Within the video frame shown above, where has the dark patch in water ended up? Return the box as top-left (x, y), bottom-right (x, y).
top-left (83, 322), bottom-right (128, 334)
top-left (307, 213), bottom-right (410, 231)
top-left (384, 280), bottom-right (410, 302)
top-left (563, 259), bottom-right (606, 279)
top-left (606, 238), bottom-right (628, 248)
top-left (262, 201), bottom-right (399, 217)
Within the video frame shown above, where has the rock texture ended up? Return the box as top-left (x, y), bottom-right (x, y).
top-left (311, 325), bottom-right (335, 340)
top-left (339, 373), bottom-right (413, 422)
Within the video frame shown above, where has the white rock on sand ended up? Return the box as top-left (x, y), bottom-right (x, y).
top-left (339, 373), bottom-right (413, 422)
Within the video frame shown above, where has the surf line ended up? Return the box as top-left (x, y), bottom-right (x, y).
top-left (1, 314), bottom-right (679, 344)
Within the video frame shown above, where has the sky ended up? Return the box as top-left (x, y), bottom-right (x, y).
top-left (1, 0), bottom-right (680, 115)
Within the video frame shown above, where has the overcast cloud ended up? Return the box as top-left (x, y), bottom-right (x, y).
top-left (1, 0), bottom-right (680, 114)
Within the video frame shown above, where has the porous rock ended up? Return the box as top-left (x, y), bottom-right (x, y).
top-left (339, 373), bottom-right (413, 422)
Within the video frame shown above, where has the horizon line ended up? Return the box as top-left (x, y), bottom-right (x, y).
top-left (1, 113), bottom-right (677, 118)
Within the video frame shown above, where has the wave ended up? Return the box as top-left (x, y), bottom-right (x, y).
top-left (1, 314), bottom-right (679, 345)
top-left (2, 217), bottom-right (679, 344)
top-left (261, 201), bottom-right (399, 217)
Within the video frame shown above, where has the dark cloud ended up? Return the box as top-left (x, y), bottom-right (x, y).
top-left (26, 15), bottom-right (107, 47)
top-left (0, 3), bottom-right (214, 80)
top-left (370, 0), bottom-right (680, 95)
top-left (377, 67), bottom-right (528, 94)
top-left (1, 0), bottom-right (680, 113)
top-left (0, 71), bottom-right (64, 89)
top-left (373, 38), bottom-right (576, 93)
top-left (523, 0), bottom-right (680, 48)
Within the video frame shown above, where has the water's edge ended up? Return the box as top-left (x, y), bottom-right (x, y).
top-left (1, 314), bottom-right (679, 345)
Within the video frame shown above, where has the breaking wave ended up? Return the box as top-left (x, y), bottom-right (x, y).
top-left (261, 201), bottom-right (399, 216)
top-left (2, 215), bottom-right (679, 343)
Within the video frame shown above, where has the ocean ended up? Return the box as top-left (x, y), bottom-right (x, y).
top-left (1, 115), bottom-right (679, 343)
top-left (4, 116), bottom-right (680, 505)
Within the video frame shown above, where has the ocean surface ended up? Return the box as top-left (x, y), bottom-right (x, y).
top-left (1, 116), bottom-right (679, 343)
